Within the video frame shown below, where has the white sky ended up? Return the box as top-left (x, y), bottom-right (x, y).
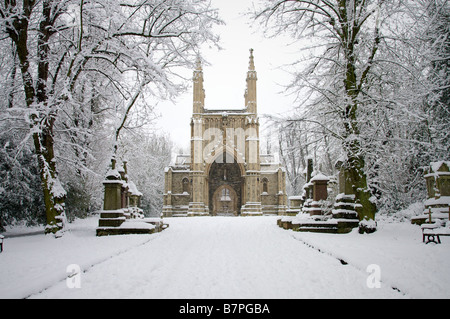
top-left (155, 0), bottom-right (298, 151)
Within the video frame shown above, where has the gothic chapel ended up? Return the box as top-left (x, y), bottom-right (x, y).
top-left (163, 50), bottom-right (287, 217)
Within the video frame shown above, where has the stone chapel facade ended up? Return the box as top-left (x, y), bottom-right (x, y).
top-left (162, 50), bottom-right (287, 217)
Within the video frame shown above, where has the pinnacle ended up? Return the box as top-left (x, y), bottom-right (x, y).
top-left (248, 48), bottom-right (255, 71)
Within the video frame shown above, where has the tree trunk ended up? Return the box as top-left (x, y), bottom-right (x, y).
top-left (31, 122), bottom-right (66, 235)
top-left (339, 0), bottom-right (377, 232)
top-left (6, 0), bottom-right (66, 235)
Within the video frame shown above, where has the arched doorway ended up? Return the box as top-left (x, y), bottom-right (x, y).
top-left (208, 153), bottom-right (243, 216)
top-left (212, 185), bottom-right (238, 216)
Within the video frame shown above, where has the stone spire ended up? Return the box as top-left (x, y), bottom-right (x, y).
top-left (245, 49), bottom-right (257, 113)
top-left (193, 56), bottom-right (205, 113)
top-left (248, 48), bottom-right (255, 71)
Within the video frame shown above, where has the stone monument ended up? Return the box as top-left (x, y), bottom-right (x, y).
top-left (412, 161), bottom-right (450, 225)
top-left (97, 159), bottom-right (167, 236)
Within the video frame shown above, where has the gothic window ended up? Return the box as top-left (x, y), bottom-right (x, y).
top-left (262, 178), bottom-right (268, 194)
top-left (182, 178), bottom-right (189, 194)
top-left (220, 188), bottom-right (231, 201)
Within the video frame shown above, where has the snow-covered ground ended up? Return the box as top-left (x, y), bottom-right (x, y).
top-left (0, 216), bottom-right (449, 299)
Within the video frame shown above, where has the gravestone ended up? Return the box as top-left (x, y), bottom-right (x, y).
top-left (286, 196), bottom-right (302, 216)
top-left (329, 160), bottom-right (359, 233)
top-left (103, 159), bottom-right (123, 211)
top-left (278, 160), bottom-right (358, 233)
top-left (332, 161), bottom-right (360, 220)
top-left (308, 173), bottom-right (330, 216)
top-left (412, 161), bottom-right (450, 225)
top-left (300, 158), bottom-right (314, 214)
top-left (96, 159), bottom-right (167, 236)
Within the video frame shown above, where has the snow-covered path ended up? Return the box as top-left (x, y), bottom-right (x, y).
top-left (28, 217), bottom-right (402, 299)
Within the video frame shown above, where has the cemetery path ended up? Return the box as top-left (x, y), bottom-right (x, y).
top-left (30, 216), bottom-right (403, 298)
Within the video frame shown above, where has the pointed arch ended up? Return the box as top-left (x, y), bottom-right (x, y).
top-left (212, 185), bottom-right (238, 216)
top-left (182, 177), bottom-right (190, 194)
top-left (204, 147), bottom-right (245, 178)
top-left (262, 177), bottom-right (269, 193)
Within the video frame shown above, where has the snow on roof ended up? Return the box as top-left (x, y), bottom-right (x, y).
top-left (425, 161), bottom-right (450, 179)
top-left (175, 154), bottom-right (191, 165)
top-left (260, 154), bottom-right (275, 164)
top-left (430, 161), bottom-right (450, 173)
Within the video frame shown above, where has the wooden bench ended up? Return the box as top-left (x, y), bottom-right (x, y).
top-left (0, 235), bottom-right (4, 253)
top-left (422, 226), bottom-right (450, 244)
top-left (420, 207), bottom-right (450, 244)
